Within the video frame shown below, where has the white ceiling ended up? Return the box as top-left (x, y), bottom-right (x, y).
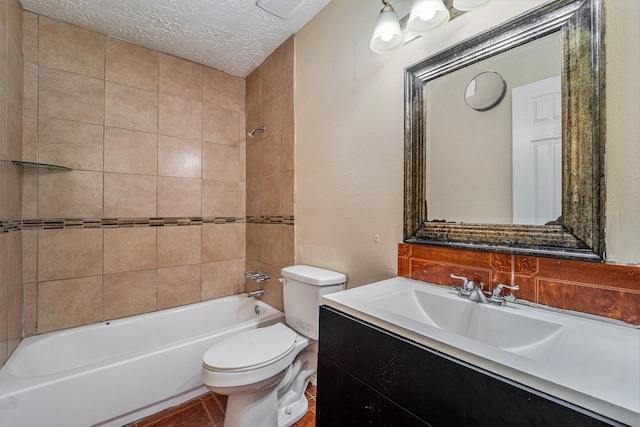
top-left (19, 0), bottom-right (332, 77)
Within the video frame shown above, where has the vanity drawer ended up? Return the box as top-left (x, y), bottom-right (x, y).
top-left (317, 306), bottom-right (624, 427)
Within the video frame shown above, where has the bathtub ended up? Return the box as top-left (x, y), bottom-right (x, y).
top-left (0, 295), bottom-right (284, 427)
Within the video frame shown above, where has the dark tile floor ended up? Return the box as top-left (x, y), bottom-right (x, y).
top-left (127, 383), bottom-right (316, 427)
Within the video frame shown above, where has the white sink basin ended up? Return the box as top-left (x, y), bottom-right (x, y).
top-left (322, 277), bottom-right (640, 426)
top-left (368, 287), bottom-right (564, 361)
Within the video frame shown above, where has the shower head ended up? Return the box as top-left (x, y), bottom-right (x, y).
top-left (248, 125), bottom-right (266, 137)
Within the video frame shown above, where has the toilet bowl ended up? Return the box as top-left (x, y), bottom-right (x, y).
top-left (201, 265), bottom-right (346, 427)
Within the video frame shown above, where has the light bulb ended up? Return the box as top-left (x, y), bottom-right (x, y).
top-left (380, 31), bottom-right (394, 42)
top-left (419, 10), bottom-right (437, 21)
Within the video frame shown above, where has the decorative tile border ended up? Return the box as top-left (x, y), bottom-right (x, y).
top-left (1, 216), bottom-right (295, 232)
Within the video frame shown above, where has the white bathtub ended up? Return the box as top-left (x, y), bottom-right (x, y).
top-left (0, 295), bottom-right (284, 427)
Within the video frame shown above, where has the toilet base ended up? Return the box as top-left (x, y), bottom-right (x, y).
top-left (277, 392), bottom-right (309, 427)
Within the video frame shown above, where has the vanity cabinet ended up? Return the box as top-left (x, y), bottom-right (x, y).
top-left (316, 306), bottom-right (624, 427)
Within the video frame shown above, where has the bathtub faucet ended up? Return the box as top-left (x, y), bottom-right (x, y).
top-left (245, 270), bottom-right (270, 283)
top-left (247, 289), bottom-right (264, 298)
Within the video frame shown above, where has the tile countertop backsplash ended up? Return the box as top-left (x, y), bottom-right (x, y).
top-left (398, 243), bottom-right (640, 325)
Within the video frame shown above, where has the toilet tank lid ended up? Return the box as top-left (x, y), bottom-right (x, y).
top-left (281, 265), bottom-right (346, 286)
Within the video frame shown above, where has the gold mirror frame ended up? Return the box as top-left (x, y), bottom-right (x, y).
top-left (404, 0), bottom-right (605, 261)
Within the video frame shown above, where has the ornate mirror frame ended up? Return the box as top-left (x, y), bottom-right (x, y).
top-left (404, 0), bottom-right (605, 261)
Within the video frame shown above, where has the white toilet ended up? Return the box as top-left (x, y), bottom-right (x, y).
top-left (201, 265), bottom-right (346, 427)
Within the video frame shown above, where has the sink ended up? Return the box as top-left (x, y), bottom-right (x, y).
top-left (368, 287), bottom-right (564, 361)
top-left (321, 276), bottom-right (640, 426)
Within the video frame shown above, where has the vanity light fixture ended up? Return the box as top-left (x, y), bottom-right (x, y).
top-left (369, 0), bottom-right (404, 54)
top-left (407, 0), bottom-right (450, 35)
top-left (370, 0), bottom-right (492, 54)
top-left (452, 0), bottom-right (491, 11)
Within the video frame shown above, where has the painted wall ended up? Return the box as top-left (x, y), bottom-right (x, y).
top-left (0, 0), bottom-right (24, 367)
top-left (295, 0), bottom-right (640, 288)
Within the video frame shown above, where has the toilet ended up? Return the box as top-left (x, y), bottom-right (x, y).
top-left (201, 265), bottom-right (346, 427)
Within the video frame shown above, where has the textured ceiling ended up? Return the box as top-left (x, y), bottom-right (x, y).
top-left (19, 0), bottom-right (331, 77)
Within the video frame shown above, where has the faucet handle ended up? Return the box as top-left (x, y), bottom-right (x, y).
top-left (489, 284), bottom-right (520, 305)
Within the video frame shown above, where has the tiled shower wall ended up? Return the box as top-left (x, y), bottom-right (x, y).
top-left (0, 0), bottom-right (23, 366)
top-left (21, 13), bottom-right (248, 336)
top-left (244, 37), bottom-right (295, 312)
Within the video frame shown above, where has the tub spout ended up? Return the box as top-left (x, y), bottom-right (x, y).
top-left (247, 289), bottom-right (264, 298)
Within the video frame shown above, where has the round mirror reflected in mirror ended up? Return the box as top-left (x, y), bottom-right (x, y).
top-left (464, 71), bottom-right (507, 111)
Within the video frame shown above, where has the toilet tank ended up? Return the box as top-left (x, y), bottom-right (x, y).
top-left (281, 265), bottom-right (346, 340)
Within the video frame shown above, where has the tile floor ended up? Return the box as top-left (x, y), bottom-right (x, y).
top-left (127, 383), bottom-right (316, 427)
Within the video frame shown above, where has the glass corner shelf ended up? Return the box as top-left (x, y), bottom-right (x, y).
top-left (12, 160), bottom-right (73, 171)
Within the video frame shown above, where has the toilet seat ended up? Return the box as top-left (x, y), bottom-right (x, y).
top-left (203, 323), bottom-right (297, 372)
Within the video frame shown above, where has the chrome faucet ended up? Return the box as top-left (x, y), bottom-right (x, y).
top-left (245, 270), bottom-right (270, 283)
top-left (247, 289), bottom-right (265, 298)
top-left (451, 274), bottom-right (519, 306)
top-left (451, 274), bottom-right (488, 303)
top-left (488, 284), bottom-right (520, 306)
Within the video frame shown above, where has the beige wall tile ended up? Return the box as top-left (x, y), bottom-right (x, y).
top-left (282, 225), bottom-right (295, 267)
top-left (105, 82), bottom-right (158, 133)
top-left (0, 159), bottom-right (21, 219)
top-left (21, 114), bottom-right (37, 162)
top-left (245, 68), bottom-right (260, 111)
top-left (22, 11), bottom-right (37, 64)
top-left (23, 62), bottom-right (37, 116)
top-left (261, 45), bottom-right (283, 99)
top-left (7, 42), bottom-right (22, 107)
top-left (246, 178), bottom-right (262, 217)
top-left (158, 135), bottom-right (202, 178)
top-left (103, 269), bottom-right (156, 319)
top-left (7, 1), bottom-right (22, 59)
top-left (203, 142), bottom-right (239, 182)
top-left (104, 173), bottom-right (157, 218)
top-left (23, 281), bottom-right (37, 337)
top-left (38, 117), bottom-right (103, 171)
top-left (159, 53), bottom-right (202, 101)
top-left (261, 224), bottom-right (282, 266)
top-left (37, 228), bottom-right (103, 282)
top-left (7, 101), bottom-right (22, 160)
top-left (104, 127), bottom-right (158, 175)
top-left (0, 92), bottom-right (7, 158)
top-left (37, 275), bottom-right (102, 333)
top-left (38, 170), bottom-right (103, 218)
top-left (157, 226), bottom-right (201, 268)
top-left (282, 170), bottom-right (294, 216)
top-left (203, 67), bottom-right (243, 112)
top-left (39, 16), bottom-right (105, 79)
top-left (202, 260), bottom-right (239, 300)
top-left (281, 84), bottom-right (294, 130)
top-left (281, 125), bottom-right (294, 172)
top-left (21, 168), bottom-right (37, 218)
top-left (246, 140), bottom-right (262, 181)
top-left (0, 299), bottom-right (7, 364)
top-left (262, 132), bottom-right (281, 177)
top-left (0, 235), bottom-right (8, 304)
top-left (7, 286), bottom-right (21, 354)
top-left (261, 90), bottom-right (282, 139)
top-left (39, 67), bottom-right (104, 125)
top-left (157, 264), bottom-right (201, 310)
top-left (106, 38), bottom-right (158, 91)
top-left (158, 94), bottom-right (202, 140)
top-left (202, 180), bottom-right (239, 218)
top-left (262, 174), bottom-right (281, 216)
top-left (22, 230), bottom-right (37, 284)
top-left (0, 8), bottom-right (6, 96)
top-left (157, 176), bottom-right (201, 217)
top-left (203, 103), bottom-right (241, 146)
top-left (104, 227), bottom-right (157, 274)
top-left (202, 224), bottom-right (240, 263)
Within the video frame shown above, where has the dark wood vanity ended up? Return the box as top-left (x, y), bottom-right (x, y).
top-left (316, 306), bottom-right (625, 427)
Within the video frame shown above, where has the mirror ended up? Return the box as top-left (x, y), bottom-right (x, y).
top-left (464, 71), bottom-right (506, 111)
top-left (404, 0), bottom-right (605, 261)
